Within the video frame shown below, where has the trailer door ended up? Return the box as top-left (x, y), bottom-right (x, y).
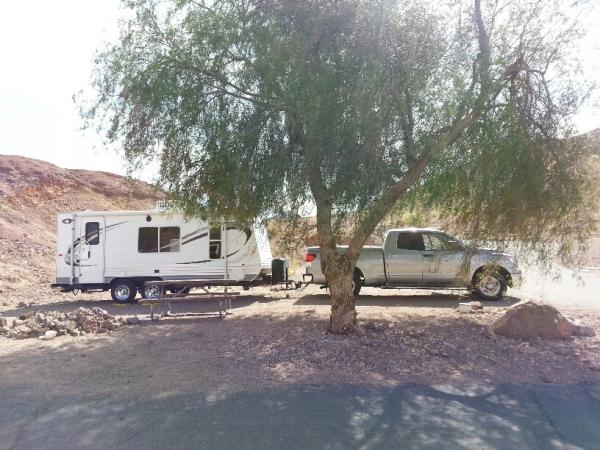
top-left (77, 217), bottom-right (105, 285)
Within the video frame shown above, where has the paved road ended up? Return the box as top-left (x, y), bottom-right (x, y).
top-left (1, 383), bottom-right (600, 449)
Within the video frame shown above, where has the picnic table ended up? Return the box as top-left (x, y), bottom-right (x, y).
top-left (139, 279), bottom-right (241, 320)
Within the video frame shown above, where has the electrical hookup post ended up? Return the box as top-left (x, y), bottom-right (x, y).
top-left (222, 216), bottom-right (232, 316)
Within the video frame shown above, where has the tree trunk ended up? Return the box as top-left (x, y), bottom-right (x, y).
top-left (320, 250), bottom-right (357, 334)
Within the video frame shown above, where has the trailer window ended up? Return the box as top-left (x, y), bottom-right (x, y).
top-left (159, 227), bottom-right (180, 252)
top-left (209, 226), bottom-right (221, 259)
top-left (85, 222), bottom-right (100, 245)
top-left (138, 227), bottom-right (159, 253)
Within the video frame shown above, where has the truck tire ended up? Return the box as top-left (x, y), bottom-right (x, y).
top-left (352, 271), bottom-right (362, 296)
top-left (473, 271), bottom-right (507, 301)
top-left (111, 279), bottom-right (137, 304)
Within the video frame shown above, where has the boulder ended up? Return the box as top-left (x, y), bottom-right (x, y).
top-left (490, 301), bottom-right (573, 339)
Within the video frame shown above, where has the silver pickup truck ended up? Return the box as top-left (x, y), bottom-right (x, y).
top-left (304, 228), bottom-right (522, 301)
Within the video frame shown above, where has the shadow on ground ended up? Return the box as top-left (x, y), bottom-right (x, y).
top-left (1, 306), bottom-right (600, 449)
top-left (1, 379), bottom-right (599, 450)
top-left (0, 294), bottom-right (282, 319)
top-left (295, 292), bottom-right (521, 309)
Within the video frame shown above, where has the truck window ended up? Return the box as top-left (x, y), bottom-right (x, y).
top-left (85, 222), bottom-right (100, 245)
top-left (423, 233), bottom-right (448, 251)
top-left (396, 232), bottom-right (424, 251)
top-left (159, 227), bottom-right (180, 252)
top-left (138, 227), bottom-right (159, 253)
top-left (209, 226), bottom-right (221, 259)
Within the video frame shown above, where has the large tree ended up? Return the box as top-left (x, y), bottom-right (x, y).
top-left (85, 0), bottom-right (596, 333)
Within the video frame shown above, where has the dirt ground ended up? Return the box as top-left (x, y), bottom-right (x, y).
top-left (2, 284), bottom-right (600, 400)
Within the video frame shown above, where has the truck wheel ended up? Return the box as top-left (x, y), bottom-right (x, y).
top-left (352, 271), bottom-right (362, 296)
top-left (474, 271), bottom-right (507, 301)
top-left (111, 279), bottom-right (137, 304)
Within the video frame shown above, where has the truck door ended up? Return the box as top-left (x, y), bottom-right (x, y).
top-left (77, 217), bottom-right (105, 285)
top-left (421, 232), bottom-right (465, 285)
top-left (384, 231), bottom-right (423, 284)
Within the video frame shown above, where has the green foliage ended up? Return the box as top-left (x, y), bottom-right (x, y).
top-left (83, 0), bottom-right (596, 265)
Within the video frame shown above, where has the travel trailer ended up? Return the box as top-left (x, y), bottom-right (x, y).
top-left (51, 203), bottom-right (275, 303)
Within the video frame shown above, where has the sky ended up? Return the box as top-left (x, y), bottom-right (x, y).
top-left (0, 1), bottom-right (599, 183)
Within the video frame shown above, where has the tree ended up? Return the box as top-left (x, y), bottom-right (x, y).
top-left (84, 0), bottom-right (597, 334)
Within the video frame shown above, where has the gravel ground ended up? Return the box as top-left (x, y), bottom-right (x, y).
top-left (1, 284), bottom-right (600, 398)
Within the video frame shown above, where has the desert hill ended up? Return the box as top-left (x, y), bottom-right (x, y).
top-left (0, 155), bottom-right (162, 304)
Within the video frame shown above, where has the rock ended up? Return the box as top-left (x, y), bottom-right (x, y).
top-left (490, 301), bottom-right (573, 339)
top-left (80, 319), bottom-right (98, 333)
top-left (571, 324), bottom-right (596, 337)
top-left (470, 301), bottom-right (483, 310)
top-left (126, 316), bottom-right (140, 325)
top-left (18, 311), bottom-right (36, 320)
top-left (14, 325), bottom-right (33, 338)
top-left (17, 301), bottom-right (27, 308)
top-left (567, 318), bottom-right (596, 337)
top-left (68, 329), bottom-right (80, 337)
top-left (354, 326), bottom-right (367, 337)
top-left (39, 330), bottom-right (57, 341)
top-left (13, 319), bottom-right (25, 327)
top-left (101, 320), bottom-right (117, 331)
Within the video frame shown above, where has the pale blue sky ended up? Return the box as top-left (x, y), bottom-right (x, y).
top-left (0, 1), bottom-right (598, 183)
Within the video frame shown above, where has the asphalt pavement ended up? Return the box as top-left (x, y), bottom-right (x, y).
top-left (2, 383), bottom-right (600, 449)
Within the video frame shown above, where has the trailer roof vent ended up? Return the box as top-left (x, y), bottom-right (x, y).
top-left (155, 201), bottom-right (172, 211)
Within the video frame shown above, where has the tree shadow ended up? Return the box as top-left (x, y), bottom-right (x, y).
top-left (295, 291), bottom-right (521, 309)
top-left (1, 312), bottom-right (599, 449)
top-left (0, 294), bottom-right (283, 319)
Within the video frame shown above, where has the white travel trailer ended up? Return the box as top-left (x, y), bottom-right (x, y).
top-left (52, 204), bottom-right (274, 303)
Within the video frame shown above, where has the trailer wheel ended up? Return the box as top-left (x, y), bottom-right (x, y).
top-left (142, 283), bottom-right (161, 300)
top-left (111, 279), bottom-right (137, 304)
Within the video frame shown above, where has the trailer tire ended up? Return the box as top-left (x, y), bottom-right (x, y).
top-left (111, 279), bottom-right (137, 304)
top-left (142, 283), bottom-right (161, 300)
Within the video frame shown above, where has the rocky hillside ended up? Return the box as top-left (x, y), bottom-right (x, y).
top-left (0, 155), bottom-right (162, 305)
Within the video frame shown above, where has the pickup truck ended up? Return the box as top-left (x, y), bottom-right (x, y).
top-left (304, 228), bottom-right (522, 301)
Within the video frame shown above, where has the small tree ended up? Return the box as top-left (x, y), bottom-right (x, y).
top-left (85, 0), bottom-right (596, 333)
